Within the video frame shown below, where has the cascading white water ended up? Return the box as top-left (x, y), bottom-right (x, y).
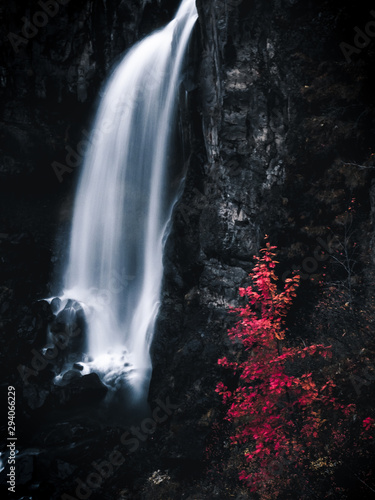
top-left (58, 0), bottom-right (198, 399)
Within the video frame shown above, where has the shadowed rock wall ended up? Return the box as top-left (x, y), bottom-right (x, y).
top-left (1, 0), bottom-right (375, 497)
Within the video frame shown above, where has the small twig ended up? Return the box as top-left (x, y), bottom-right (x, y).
top-left (343, 465), bottom-right (375, 494)
top-left (342, 162), bottom-right (375, 170)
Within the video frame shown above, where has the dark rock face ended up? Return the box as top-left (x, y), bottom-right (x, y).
top-left (149, 0), bottom-right (375, 482)
top-left (2, 0), bottom-right (375, 498)
top-left (49, 299), bottom-right (87, 360)
top-left (0, 0), bottom-right (180, 186)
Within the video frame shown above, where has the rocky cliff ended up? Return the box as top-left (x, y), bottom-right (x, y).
top-left (1, 0), bottom-right (375, 498)
top-left (150, 0), bottom-right (375, 497)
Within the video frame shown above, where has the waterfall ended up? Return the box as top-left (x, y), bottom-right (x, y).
top-left (56, 0), bottom-right (198, 400)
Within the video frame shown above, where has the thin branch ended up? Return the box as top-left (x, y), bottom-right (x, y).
top-left (342, 162), bottom-right (375, 170)
top-left (344, 466), bottom-right (375, 494)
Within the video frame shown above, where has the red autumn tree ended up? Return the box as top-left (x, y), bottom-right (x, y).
top-left (216, 237), bottom-right (354, 497)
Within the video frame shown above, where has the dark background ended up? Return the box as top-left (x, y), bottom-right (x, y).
top-left (1, 0), bottom-right (375, 498)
